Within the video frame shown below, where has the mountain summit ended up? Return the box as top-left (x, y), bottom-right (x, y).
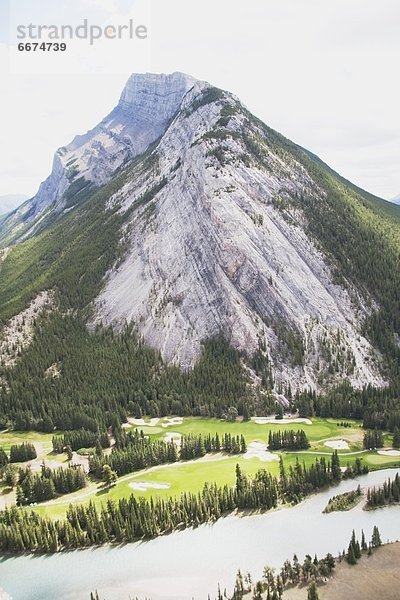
top-left (1, 72), bottom-right (206, 242)
top-left (1, 72), bottom-right (399, 395)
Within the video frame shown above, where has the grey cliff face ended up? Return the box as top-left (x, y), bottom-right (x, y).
top-left (94, 80), bottom-right (385, 391)
top-left (0, 72), bottom-right (387, 391)
top-left (1, 72), bottom-right (203, 242)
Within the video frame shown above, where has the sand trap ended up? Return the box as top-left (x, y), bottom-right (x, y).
top-left (252, 417), bottom-right (312, 425)
top-left (244, 441), bottom-right (279, 462)
top-left (164, 432), bottom-right (182, 444)
top-left (324, 440), bottom-right (350, 450)
top-left (161, 417), bottom-right (183, 428)
top-left (377, 449), bottom-right (400, 457)
top-left (129, 418), bottom-right (160, 427)
top-left (129, 481), bottom-right (170, 492)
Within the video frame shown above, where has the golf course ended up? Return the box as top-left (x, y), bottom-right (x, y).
top-left (1, 415), bottom-right (400, 519)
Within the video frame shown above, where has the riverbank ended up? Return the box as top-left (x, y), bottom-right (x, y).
top-left (1, 469), bottom-right (399, 599)
top-left (281, 542), bottom-right (400, 600)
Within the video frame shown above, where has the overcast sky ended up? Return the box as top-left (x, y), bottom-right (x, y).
top-left (0, 0), bottom-right (399, 204)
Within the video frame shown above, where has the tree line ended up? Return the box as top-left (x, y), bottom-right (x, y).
top-left (52, 429), bottom-right (109, 453)
top-left (226, 525), bottom-right (383, 600)
top-left (0, 452), bottom-right (364, 554)
top-left (345, 527), bottom-right (382, 565)
top-left (268, 429), bottom-right (309, 451)
top-left (0, 443), bottom-right (38, 465)
top-left (88, 430), bottom-right (178, 478)
top-left (295, 382), bottom-right (400, 435)
top-left (89, 430), bottom-right (247, 478)
top-left (363, 429), bottom-right (384, 449)
top-left (181, 433), bottom-right (246, 460)
top-left (9, 443), bottom-right (37, 463)
top-left (230, 550), bottom-right (335, 600)
top-left (366, 474), bottom-right (400, 508)
top-left (16, 464), bottom-right (87, 506)
top-left (279, 451), bottom-right (340, 503)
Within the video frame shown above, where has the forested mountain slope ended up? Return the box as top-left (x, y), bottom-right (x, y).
top-left (0, 72), bottom-right (399, 433)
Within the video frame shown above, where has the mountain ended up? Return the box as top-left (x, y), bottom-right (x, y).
top-left (1, 72), bottom-right (400, 423)
top-left (0, 194), bottom-right (28, 216)
top-left (390, 194), bottom-right (400, 205)
top-left (0, 73), bottom-right (204, 245)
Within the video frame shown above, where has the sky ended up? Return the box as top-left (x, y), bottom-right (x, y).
top-left (0, 0), bottom-right (399, 204)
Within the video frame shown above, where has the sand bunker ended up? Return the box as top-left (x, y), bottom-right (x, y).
top-left (129, 418), bottom-right (160, 427)
top-left (252, 417), bottom-right (312, 425)
top-left (324, 440), bottom-right (350, 450)
top-left (164, 432), bottom-right (182, 444)
top-left (129, 481), bottom-right (170, 491)
top-left (161, 417), bottom-right (183, 428)
top-left (377, 449), bottom-right (400, 457)
top-left (244, 441), bottom-right (279, 462)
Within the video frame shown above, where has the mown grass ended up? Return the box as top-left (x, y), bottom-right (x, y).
top-left (364, 452), bottom-right (400, 469)
top-left (128, 416), bottom-right (363, 445)
top-left (0, 430), bottom-right (70, 471)
top-left (34, 446), bottom-right (380, 520)
top-left (5, 417), bottom-right (397, 520)
top-left (0, 430), bottom-right (55, 453)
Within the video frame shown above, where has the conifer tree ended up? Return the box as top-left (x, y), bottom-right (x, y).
top-left (371, 526), bottom-right (382, 548)
top-left (0, 448), bottom-right (8, 467)
top-left (393, 427), bottom-right (400, 448)
top-left (346, 542), bottom-right (357, 565)
top-left (307, 580), bottom-right (319, 600)
top-left (102, 465), bottom-right (117, 488)
top-left (66, 445), bottom-right (73, 461)
top-left (361, 530), bottom-right (367, 552)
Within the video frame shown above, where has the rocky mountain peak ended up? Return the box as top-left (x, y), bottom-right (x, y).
top-left (0, 72), bottom-right (208, 244)
top-left (0, 73), bottom-right (394, 394)
top-left (118, 71), bottom-right (204, 120)
top-left (93, 81), bottom-right (386, 391)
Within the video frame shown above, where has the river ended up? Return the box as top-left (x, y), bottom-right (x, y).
top-left (1, 468), bottom-right (399, 600)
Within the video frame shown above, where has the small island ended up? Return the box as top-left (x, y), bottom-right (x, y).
top-left (323, 486), bottom-right (362, 513)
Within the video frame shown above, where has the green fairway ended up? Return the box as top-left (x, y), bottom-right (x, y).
top-left (364, 452), bottom-right (400, 469)
top-left (34, 446), bottom-right (378, 520)
top-left (127, 416), bottom-right (364, 445)
top-left (0, 429), bottom-right (73, 476)
top-left (35, 454), bottom-right (273, 519)
top-left (3, 416), bottom-right (398, 520)
top-left (0, 430), bottom-right (55, 453)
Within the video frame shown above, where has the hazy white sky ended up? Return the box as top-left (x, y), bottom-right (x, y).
top-left (0, 0), bottom-right (399, 202)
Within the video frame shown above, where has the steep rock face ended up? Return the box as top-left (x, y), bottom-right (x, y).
top-left (0, 72), bottom-right (205, 243)
top-left (0, 291), bottom-right (54, 369)
top-left (1, 72), bottom-right (389, 391)
top-left (95, 85), bottom-right (385, 391)
top-left (27, 154), bottom-right (69, 220)
top-left (64, 72), bottom-right (205, 187)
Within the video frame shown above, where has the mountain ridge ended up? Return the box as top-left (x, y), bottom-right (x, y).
top-left (0, 72), bottom-right (207, 245)
top-left (0, 72), bottom-right (399, 399)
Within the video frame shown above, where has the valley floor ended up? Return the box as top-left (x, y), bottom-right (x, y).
top-left (1, 416), bottom-right (400, 519)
